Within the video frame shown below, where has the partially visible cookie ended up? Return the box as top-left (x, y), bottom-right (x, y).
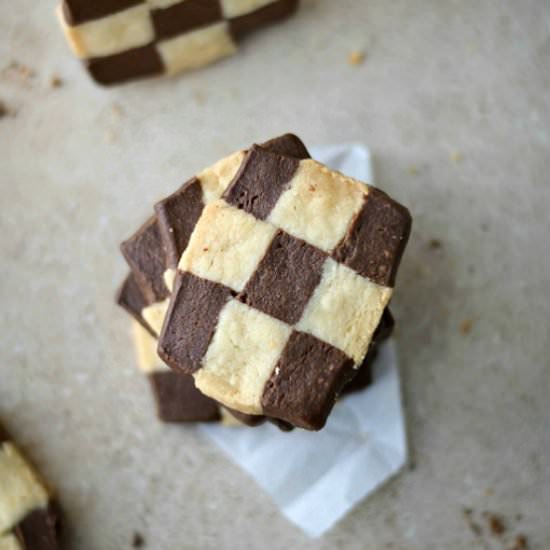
top-left (57, 0), bottom-right (300, 85)
top-left (0, 425), bottom-right (61, 550)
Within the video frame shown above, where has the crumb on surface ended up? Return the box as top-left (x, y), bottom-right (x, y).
top-left (2, 61), bottom-right (35, 82)
top-left (348, 50), bottom-right (366, 66)
top-left (192, 89), bottom-right (207, 105)
top-left (451, 150), bottom-right (463, 163)
top-left (132, 532), bottom-right (145, 548)
top-left (484, 512), bottom-right (506, 537)
top-left (50, 75), bottom-right (63, 88)
top-left (460, 319), bottom-right (474, 335)
top-left (111, 102), bottom-right (125, 116)
top-left (429, 238), bottom-right (442, 249)
top-left (0, 101), bottom-right (7, 118)
top-left (511, 534), bottom-right (528, 550)
top-left (408, 165), bottom-right (419, 175)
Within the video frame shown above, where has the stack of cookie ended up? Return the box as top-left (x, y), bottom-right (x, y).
top-left (116, 134), bottom-right (411, 430)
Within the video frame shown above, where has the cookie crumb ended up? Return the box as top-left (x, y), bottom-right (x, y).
top-left (484, 487), bottom-right (494, 497)
top-left (0, 101), bottom-right (7, 118)
top-left (451, 150), bottom-right (463, 163)
top-left (50, 75), bottom-right (63, 88)
top-left (348, 50), bottom-right (366, 66)
top-left (429, 239), bottom-right (442, 250)
top-left (511, 534), bottom-right (528, 550)
top-left (3, 61), bottom-right (35, 83)
top-left (111, 102), bottom-right (125, 117)
top-left (192, 89), bottom-right (207, 106)
top-left (132, 532), bottom-right (145, 548)
top-left (460, 319), bottom-right (474, 335)
top-left (484, 513), bottom-right (506, 537)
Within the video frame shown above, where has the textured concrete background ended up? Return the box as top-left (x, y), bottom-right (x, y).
top-left (1, 1), bottom-right (549, 548)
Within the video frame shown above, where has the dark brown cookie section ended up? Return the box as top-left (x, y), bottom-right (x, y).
top-left (224, 408), bottom-right (266, 427)
top-left (261, 331), bottom-right (355, 430)
top-left (333, 188), bottom-right (412, 287)
top-left (0, 422), bottom-right (9, 443)
top-left (223, 146), bottom-right (299, 220)
top-left (158, 272), bottom-right (234, 374)
top-left (239, 231), bottom-right (327, 324)
top-left (155, 178), bottom-right (205, 270)
top-left (149, 371), bottom-right (220, 422)
top-left (229, 0), bottom-right (299, 41)
top-left (87, 44), bottom-right (164, 86)
top-left (340, 346), bottom-right (376, 396)
top-left (121, 216), bottom-right (170, 304)
top-left (62, 0), bottom-right (145, 25)
top-left (116, 272), bottom-right (156, 336)
top-left (151, 0), bottom-right (222, 41)
top-left (373, 308), bottom-right (395, 342)
top-left (260, 133), bottom-right (310, 160)
top-left (268, 418), bottom-right (294, 432)
top-left (14, 504), bottom-right (62, 550)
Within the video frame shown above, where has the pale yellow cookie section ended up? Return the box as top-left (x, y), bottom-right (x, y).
top-left (268, 159), bottom-right (367, 252)
top-left (221, 0), bottom-right (277, 18)
top-left (57, 4), bottom-right (154, 59)
top-left (297, 259), bottom-right (392, 363)
top-left (220, 408), bottom-right (244, 427)
top-left (0, 443), bottom-right (49, 535)
top-left (157, 22), bottom-right (237, 76)
top-left (198, 151), bottom-right (245, 205)
top-left (132, 321), bottom-right (170, 374)
top-left (163, 268), bottom-right (177, 293)
top-left (0, 534), bottom-right (22, 550)
top-left (195, 300), bottom-right (291, 414)
top-left (179, 201), bottom-right (276, 292)
top-left (141, 298), bottom-right (170, 337)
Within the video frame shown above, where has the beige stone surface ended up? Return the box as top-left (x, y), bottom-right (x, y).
top-left (0, 1), bottom-right (549, 548)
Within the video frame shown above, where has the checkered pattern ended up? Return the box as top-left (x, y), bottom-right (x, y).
top-left (58, 0), bottom-right (299, 84)
top-left (160, 148), bottom-right (411, 417)
top-left (0, 438), bottom-right (51, 537)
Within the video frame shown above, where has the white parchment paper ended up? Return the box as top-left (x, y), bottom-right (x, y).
top-left (200, 144), bottom-right (407, 538)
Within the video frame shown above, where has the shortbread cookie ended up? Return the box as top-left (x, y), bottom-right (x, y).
top-left (57, 0), bottom-right (300, 85)
top-left (158, 147), bottom-right (411, 429)
top-left (0, 425), bottom-right (61, 550)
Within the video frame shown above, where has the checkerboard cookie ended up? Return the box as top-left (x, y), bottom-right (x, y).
top-left (0, 425), bottom-right (61, 550)
top-left (158, 146), bottom-right (411, 429)
top-left (57, 0), bottom-right (300, 85)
